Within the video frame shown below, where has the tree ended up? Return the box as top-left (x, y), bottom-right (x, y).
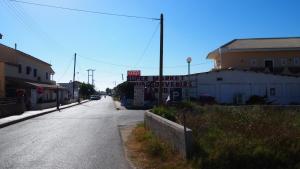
top-left (114, 82), bottom-right (134, 99)
top-left (106, 88), bottom-right (112, 95)
top-left (79, 83), bottom-right (96, 99)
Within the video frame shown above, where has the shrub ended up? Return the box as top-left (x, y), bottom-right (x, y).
top-left (246, 95), bottom-right (269, 105)
top-left (147, 138), bottom-right (166, 158)
top-left (152, 106), bottom-right (177, 122)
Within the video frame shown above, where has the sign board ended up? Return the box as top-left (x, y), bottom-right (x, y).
top-left (127, 75), bottom-right (194, 88)
top-left (133, 86), bottom-right (144, 107)
top-left (127, 70), bottom-right (141, 77)
top-left (170, 88), bottom-right (182, 101)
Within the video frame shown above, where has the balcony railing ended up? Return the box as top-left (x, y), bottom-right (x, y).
top-left (250, 67), bottom-right (300, 75)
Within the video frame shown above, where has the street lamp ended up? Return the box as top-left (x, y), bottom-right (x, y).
top-left (184, 56), bottom-right (192, 158)
top-left (186, 57), bottom-right (192, 101)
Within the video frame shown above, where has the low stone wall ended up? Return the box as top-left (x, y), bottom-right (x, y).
top-left (144, 111), bottom-right (193, 158)
top-left (0, 103), bottom-right (25, 117)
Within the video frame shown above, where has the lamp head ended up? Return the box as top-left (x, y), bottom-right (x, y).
top-left (186, 57), bottom-right (192, 63)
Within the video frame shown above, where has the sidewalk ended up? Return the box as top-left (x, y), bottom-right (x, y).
top-left (114, 100), bottom-right (127, 110)
top-left (0, 100), bottom-right (89, 128)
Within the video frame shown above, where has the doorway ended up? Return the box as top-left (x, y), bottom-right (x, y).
top-left (265, 60), bottom-right (274, 72)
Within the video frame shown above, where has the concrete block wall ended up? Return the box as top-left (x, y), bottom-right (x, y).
top-left (144, 111), bottom-right (193, 158)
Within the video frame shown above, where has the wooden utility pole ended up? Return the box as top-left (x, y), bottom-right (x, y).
top-left (73, 53), bottom-right (76, 99)
top-left (159, 13), bottom-right (164, 105)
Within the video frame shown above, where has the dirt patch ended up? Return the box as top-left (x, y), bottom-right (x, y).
top-left (123, 124), bottom-right (193, 169)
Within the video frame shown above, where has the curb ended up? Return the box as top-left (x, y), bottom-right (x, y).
top-left (118, 123), bottom-right (140, 169)
top-left (0, 100), bottom-right (89, 129)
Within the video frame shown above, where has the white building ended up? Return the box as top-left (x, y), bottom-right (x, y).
top-left (0, 43), bottom-right (67, 110)
top-left (193, 69), bottom-right (300, 105)
top-left (129, 69), bottom-right (300, 105)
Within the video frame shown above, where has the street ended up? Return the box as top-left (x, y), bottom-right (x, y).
top-left (0, 97), bottom-right (144, 169)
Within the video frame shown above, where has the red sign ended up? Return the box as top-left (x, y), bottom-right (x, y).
top-left (37, 86), bottom-right (44, 94)
top-left (127, 70), bottom-right (141, 77)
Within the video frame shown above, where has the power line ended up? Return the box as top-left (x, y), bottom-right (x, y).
top-left (57, 57), bottom-right (73, 82)
top-left (1, 0), bottom-right (69, 63)
top-left (9, 0), bottom-right (160, 21)
top-left (78, 54), bottom-right (211, 69)
top-left (134, 22), bottom-right (160, 66)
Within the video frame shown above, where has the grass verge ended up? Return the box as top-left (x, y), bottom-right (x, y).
top-left (152, 104), bottom-right (300, 169)
top-left (126, 123), bottom-right (193, 169)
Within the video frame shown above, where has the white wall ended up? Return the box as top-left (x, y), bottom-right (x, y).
top-left (195, 70), bottom-right (300, 105)
top-left (5, 56), bottom-right (53, 84)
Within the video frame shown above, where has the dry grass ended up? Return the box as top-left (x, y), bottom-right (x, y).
top-left (153, 104), bottom-right (300, 169)
top-left (126, 124), bottom-right (193, 169)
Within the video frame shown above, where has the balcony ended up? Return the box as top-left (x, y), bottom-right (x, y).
top-left (250, 67), bottom-right (300, 75)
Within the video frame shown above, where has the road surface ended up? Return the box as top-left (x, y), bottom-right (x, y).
top-left (0, 97), bottom-right (144, 169)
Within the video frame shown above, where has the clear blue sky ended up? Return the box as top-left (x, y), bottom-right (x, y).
top-left (1, 0), bottom-right (300, 90)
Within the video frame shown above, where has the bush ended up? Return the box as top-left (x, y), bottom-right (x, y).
top-left (246, 95), bottom-right (270, 105)
top-left (152, 106), bottom-right (177, 122)
top-left (147, 138), bottom-right (167, 158)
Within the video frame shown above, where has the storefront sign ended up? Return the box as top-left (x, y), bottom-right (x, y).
top-left (127, 76), bottom-right (193, 88)
top-left (127, 70), bottom-right (141, 77)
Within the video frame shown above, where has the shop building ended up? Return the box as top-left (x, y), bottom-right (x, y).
top-left (0, 43), bottom-right (67, 110)
top-left (128, 69), bottom-right (300, 105)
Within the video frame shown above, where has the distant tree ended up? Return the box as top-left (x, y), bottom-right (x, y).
top-left (106, 88), bottom-right (112, 95)
top-left (114, 82), bottom-right (134, 99)
top-left (79, 83), bottom-right (96, 99)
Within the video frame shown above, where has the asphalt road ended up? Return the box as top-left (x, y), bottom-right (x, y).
top-left (0, 97), bottom-right (144, 169)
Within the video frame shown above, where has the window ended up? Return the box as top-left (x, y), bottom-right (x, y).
top-left (46, 72), bottom-right (49, 80)
top-left (33, 69), bottom-right (37, 77)
top-left (281, 58), bottom-right (287, 66)
top-left (217, 77), bottom-right (223, 81)
top-left (26, 66), bottom-right (31, 75)
top-left (270, 88), bottom-right (276, 96)
top-left (18, 64), bottom-right (22, 74)
top-left (250, 59), bottom-right (257, 66)
top-left (294, 58), bottom-right (300, 65)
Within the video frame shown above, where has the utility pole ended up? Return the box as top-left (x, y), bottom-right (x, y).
top-left (158, 13), bottom-right (164, 105)
top-left (73, 53), bottom-right (76, 99)
top-left (86, 69), bottom-right (95, 85)
top-left (91, 69), bottom-right (95, 86)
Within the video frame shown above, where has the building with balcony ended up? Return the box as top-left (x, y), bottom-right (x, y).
top-left (58, 81), bottom-right (82, 101)
top-left (207, 37), bottom-right (300, 76)
top-left (0, 43), bottom-right (66, 110)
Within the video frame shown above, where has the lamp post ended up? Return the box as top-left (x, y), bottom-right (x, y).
top-left (184, 56), bottom-right (192, 158)
top-left (186, 57), bottom-right (192, 101)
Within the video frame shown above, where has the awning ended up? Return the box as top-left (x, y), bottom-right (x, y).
top-left (25, 82), bottom-right (66, 90)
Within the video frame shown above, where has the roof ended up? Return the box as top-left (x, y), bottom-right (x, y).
top-left (207, 37), bottom-right (300, 59)
top-left (0, 43), bottom-right (53, 67)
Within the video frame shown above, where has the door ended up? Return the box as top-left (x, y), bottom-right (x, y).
top-left (265, 60), bottom-right (274, 72)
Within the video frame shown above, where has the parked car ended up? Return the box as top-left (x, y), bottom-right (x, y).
top-left (90, 95), bottom-right (101, 100)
